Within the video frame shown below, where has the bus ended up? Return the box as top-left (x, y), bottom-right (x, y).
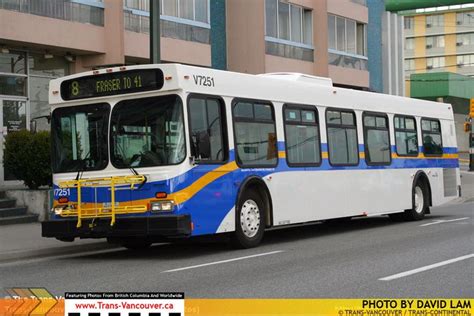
top-left (42, 64), bottom-right (461, 249)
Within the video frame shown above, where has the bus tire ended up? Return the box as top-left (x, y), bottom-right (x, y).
top-left (403, 181), bottom-right (428, 221)
top-left (231, 190), bottom-right (265, 249)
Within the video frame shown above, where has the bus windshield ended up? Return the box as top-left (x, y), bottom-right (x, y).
top-left (110, 95), bottom-right (186, 168)
top-left (52, 103), bottom-right (110, 173)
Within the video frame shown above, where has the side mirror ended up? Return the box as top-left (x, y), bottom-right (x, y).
top-left (189, 155), bottom-right (201, 166)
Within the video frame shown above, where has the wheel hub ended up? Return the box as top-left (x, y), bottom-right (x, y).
top-left (240, 199), bottom-right (260, 238)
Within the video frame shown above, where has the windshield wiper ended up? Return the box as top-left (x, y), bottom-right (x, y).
top-left (75, 150), bottom-right (91, 181)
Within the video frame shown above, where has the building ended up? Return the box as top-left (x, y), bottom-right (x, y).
top-left (0, 0), bottom-right (403, 186)
top-left (398, 3), bottom-right (474, 151)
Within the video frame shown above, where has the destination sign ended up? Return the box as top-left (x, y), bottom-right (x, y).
top-left (61, 69), bottom-right (164, 100)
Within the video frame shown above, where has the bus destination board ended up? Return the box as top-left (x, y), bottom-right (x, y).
top-left (60, 69), bottom-right (164, 100)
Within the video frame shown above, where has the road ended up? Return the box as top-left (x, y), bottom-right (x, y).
top-left (0, 169), bottom-right (473, 298)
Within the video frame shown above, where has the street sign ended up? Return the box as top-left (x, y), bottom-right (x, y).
top-left (470, 98), bottom-right (474, 118)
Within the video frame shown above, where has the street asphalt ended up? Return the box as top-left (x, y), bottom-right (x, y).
top-left (0, 165), bottom-right (472, 298)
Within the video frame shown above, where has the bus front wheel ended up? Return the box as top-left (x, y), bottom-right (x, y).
top-left (231, 190), bottom-right (265, 249)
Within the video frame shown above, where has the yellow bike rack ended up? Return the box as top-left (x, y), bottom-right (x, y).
top-left (58, 175), bottom-right (147, 228)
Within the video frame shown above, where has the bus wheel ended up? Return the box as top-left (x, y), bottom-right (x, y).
top-left (231, 190), bottom-right (265, 249)
top-left (404, 182), bottom-right (428, 221)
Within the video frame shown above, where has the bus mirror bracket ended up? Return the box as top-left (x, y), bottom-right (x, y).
top-left (30, 115), bottom-right (51, 133)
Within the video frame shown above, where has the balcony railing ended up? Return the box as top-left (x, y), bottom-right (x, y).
top-left (0, 0), bottom-right (104, 26)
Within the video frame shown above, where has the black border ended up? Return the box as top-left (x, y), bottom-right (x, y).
top-left (393, 114), bottom-right (419, 157)
top-left (325, 107), bottom-right (360, 167)
top-left (187, 93), bottom-right (229, 165)
top-left (420, 117), bottom-right (443, 157)
top-left (231, 98), bottom-right (278, 169)
top-left (51, 103), bottom-right (110, 174)
top-left (282, 104), bottom-right (322, 167)
top-left (362, 111), bottom-right (392, 166)
top-left (109, 94), bottom-right (187, 169)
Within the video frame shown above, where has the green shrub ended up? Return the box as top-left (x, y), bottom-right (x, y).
top-left (4, 130), bottom-right (52, 189)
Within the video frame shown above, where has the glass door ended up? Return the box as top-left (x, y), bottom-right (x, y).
top-left (0, 99), bottom-right (27, 186)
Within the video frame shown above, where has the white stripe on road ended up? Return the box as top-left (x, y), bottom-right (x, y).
top-left (161, 250), bottom-right (284, 273)
top-left (419, 217), bottom-right (470, 227)
top-left (379, 254), bottom-right (474, 281)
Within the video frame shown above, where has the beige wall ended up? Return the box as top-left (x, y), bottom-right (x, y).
top-left (327, 0), bottom-right (368, 23)
top-left (329, 65), bottom-right (369, 88)
top-left (0, 9), bottom-right (106, 54)
top-left (226, 0), bottom-right (266, 74)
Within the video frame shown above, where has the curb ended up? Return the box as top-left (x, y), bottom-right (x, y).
top-left (0, 242), bottom-right (119, 264)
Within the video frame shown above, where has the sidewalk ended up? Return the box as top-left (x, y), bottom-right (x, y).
top-left (0, 222), bottom-right (115, 263)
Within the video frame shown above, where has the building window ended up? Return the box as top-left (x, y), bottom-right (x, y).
top-left (421, 119), bottom-right (443, 156)
top-left (404, 16), bottom-right (414, 30)
top-left (394, 116), bottom-right (418, 156)
top-left (188, 96), bottom-right (227, 162)
top-left (456, 11), bottom-right (474, 27)
top-left (426, 57), bottom-right (445, 70)
top-left (363, 113), bottom-right (391, 165)
top-left (328, 15), bottom-right (367, 56)
top-left (123, 0), bottom-right (210, 42)
top-left (456, 33), bottom-right (474, 46)
top-left (326, 109), bottom-right (359, 166)
top-left (283, 105), bottom-right (321, 166)
top-left (405, 38), bottom-right (414, 50)
top-left (426, 35), bottom-right (445, 49)
top-left (405, 59), bottom-right (415, 71)
top-left (426, 14), bottom-right (444, 28)
top-left (233, 100), bottom-right (278, 167)
top-left (457, 54), bottom-right (474, 67)
top-left (265, 0), bottom-right (313, 46)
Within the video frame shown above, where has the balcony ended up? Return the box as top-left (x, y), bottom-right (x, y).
top-left (0, 0), bottom-right (104, 26)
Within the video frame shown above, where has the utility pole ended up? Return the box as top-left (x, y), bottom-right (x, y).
top-left (150, 0), bottom-right (161, 64)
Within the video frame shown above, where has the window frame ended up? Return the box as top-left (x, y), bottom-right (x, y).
top-left (393, 114), bottom-right (419, 157)
top-left (362, 111), bottom-right (392, 166)
top-left (282, 103), bottom-right (322, 168)
top-left (109, 94), bottom-right (187, 169)
top-left (231, 98), bottom-right (278, 169)
top-left (421, 117), bottom-right (443, 157)
top-left (187, 93), bottom-right (229, 165)
top-left (325, 107), bottom-right (360, 167)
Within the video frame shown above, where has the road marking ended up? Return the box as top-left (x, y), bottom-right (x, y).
top-left (379, 254), bottom-right (474, 281)
top-left (419, 217), bottom-right (470, 227)
top-left (161, 250), bottom-right (284, 273)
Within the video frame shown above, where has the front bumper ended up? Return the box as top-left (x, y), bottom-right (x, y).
top-left (42, 215), bottom-right (192, 239)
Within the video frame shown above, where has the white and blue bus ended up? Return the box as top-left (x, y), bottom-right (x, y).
top-left (42, 64), bottom-right (461, 249)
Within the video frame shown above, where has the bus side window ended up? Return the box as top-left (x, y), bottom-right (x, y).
top-left (232, 99), bottom-right (277, 167)
top-left (326, 109), bottom-right (359, 166)
top-left (363, 113), bottom-right (391, 165)
top-left (188, 96), bottom-right (227, 162)
top-left (421, 118), bottom-right (443, 156)
top-left (283, 105), bottom-right (321, 166)
top-left (394, 115), bottom-right (418, 156)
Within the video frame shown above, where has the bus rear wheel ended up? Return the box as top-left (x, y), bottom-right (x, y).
top-left (231, 190), bottom-right (265, 249)
top-left (404, 182), bottom-right (428, 221)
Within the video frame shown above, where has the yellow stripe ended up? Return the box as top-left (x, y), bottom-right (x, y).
top-left (278, 151), bottom-right (286, 158)
top-left (168, 161), bottom-right (239, 205)
top-left (391, 153), bottom-right (459, 159)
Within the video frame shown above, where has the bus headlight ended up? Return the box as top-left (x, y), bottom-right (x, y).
top-left (151, 200), bottom-right (175, 212)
